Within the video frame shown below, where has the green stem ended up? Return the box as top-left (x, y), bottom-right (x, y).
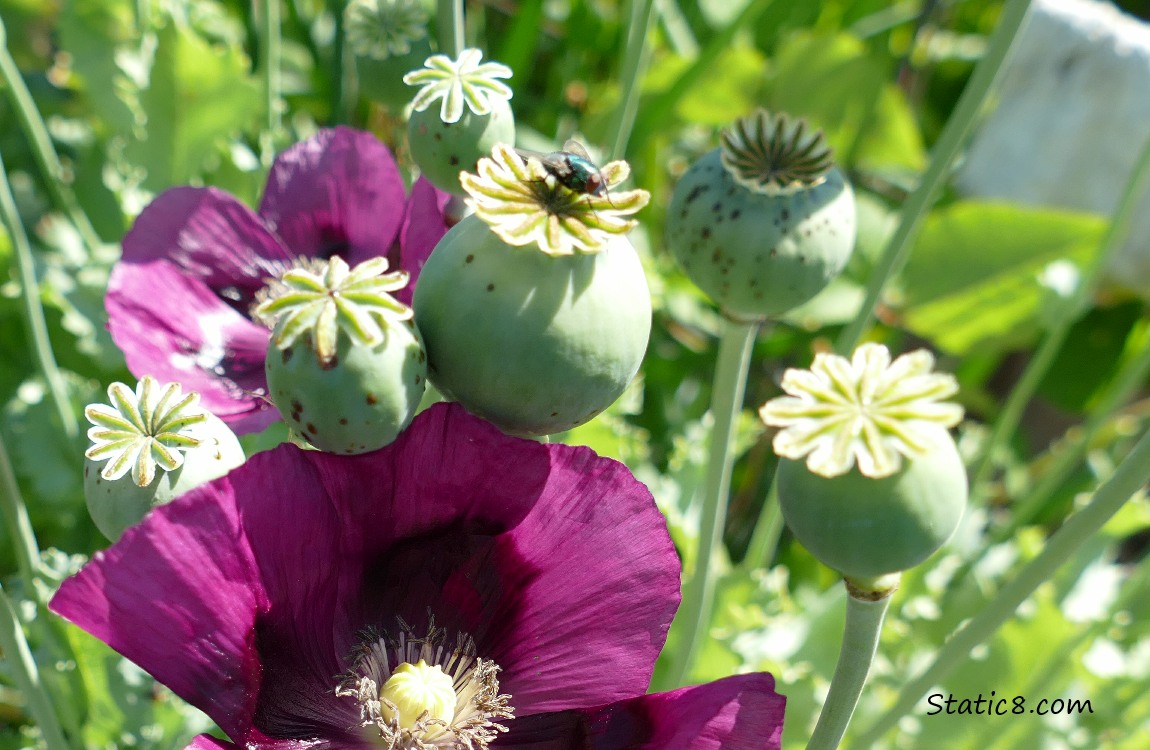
top-left (852, 421), bottom-right (1150, 746)
top-left (0, 17), bottom-right (101, 251)
top-left (990, 313), bottom-right (1150, 541)
top-left (741, 480), bottom-right (783, 571)
top-left (835, 0), bottom-right (1033, 354)
top-left (607, 0), bottom-right (656, 161)
top-left (326, 0), bottom-right (348, 124)
top-left (969, 131), bottom-right (1150, 488)
top-left (669, 317), bottom-right (758, 687)
top-left (0, 150), bottom-right (79, 440)
top-left (438, 0), bottom-right (464, 58)
top-left (632, 0), bottom-right (774, 141)
top-left (258, 0), bottom-right (282, 165)
top-left (807, 578), bottom-right (897, 750)
top-left (939, 313), bottom-right (1150, 598)
top-left (0, 584), bottom-right (70, 750)
top-left (0, 433), bottom-right (41, 595)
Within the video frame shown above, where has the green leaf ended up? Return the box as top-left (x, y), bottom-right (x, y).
top-left (673, 45), bottom-right (768, 126)
top-left (56, 0), bottom-right (140, 135)
top-left (901, 202), bottom-right (1106, 355)
top-left (854, 84), bottom-right (927, 172)
top-left (127, 21), bottom-right (260, 191)
top-left (62, 622), bottom-right (213, 749)
top-left (1038, 301), bottom-right (1143, 413)
top-left (765, 31), bottom-right (887, 164)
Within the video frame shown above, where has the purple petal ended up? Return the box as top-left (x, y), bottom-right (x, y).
top-left (246, 405), bottom-right (551, 738)
top-left (183, 736), bottom-right (236, 750)
top-left (183, 732), bottom-right (328, 750)
top-left (107, 260), bottom-right (277, 434)
top-left (464, 444), bottom-right (681, 714)
top-left (122, 187), bottom-right (294, 307)
top-left (51, 404), bottom-right (685, 745)
top-left (502, 674), bottom-right (786, 750)
top-left (258, 127), bottom-right (405, 266)
top-left (394, 176), bottom-right (451, 305)
top-left (50, 478), bottom-right (266, 740)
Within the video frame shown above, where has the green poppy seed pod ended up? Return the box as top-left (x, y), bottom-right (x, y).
top-left (408, 100), bottom-right (516, 193)
top-left (404, 49), bottom-right (516, 194)
top-left (413, 214), bottom-right (651, 436)
top-left (777, 435), bottom-right (968, 580)
top-left (266, 322), bottom-right (426, 455)
top-left (666, 110), bottom-right (855, 321)
top-left (85, 399), bottom-right (244, 541)
top-left (346, 0), bottom-right (434, 109)
top-left (256, 257), bottom-right (427, 455)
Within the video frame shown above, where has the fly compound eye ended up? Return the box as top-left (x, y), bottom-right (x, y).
top-left (587, 172), bottom-right (605, 195)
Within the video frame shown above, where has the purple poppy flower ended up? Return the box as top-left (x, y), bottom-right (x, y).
top-left (108, 127), bottom-right (450, 435)
top-left (51, 403), bottom-right (784, 749)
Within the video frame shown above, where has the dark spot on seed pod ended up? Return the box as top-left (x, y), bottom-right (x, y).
top-left (730, 209), bottom-right (741, 219)
top-left (339, 417), bottom-right (348, 425)
top-left (712, 249), bottom-right (722, 262)
top-left (321, 354), bottom-right (339, 371)
top-left (465, 254), bottom-right (474, 263)
top-left (366, 393), bottom-right (378, 405)
top-left (781, 208), bottom-right (790, 221)
top-left (754, 291), bottom-right (763, 300)
top-left (551, 411), bottom-right (559, 417)
top-left (701, 227), bottom-right (711, 239)
top-left (750, 279), bottom-right (758, 287)
top-left (433, 132), bottom-right (441, 140)
top-left (712, 202), bottom-right (721, 212)
top-left (726, 187), bottom-right (736, 196)
top-left (281, 347), bottom-right (294, 364)
top-left (417, 123), bottom-right (428, 135)
top-left (799, 255), bottom-right (807, 264)
top-left (679, 208), bottom-right (689, 219)
top-left (770, 248), bottom-right (778, 257)
top-left (449, 155), bottom-right (460, 166)
top-left (487, 283), bottom-right (495, 291)
top-left (686, 185), bottom-right (708, 203)
top-left (415, 375), bottom-right (422, 384)
top-left (291, 399), bottom-right (303, 414)
top-left (306, 423), bottom-right (317, 435)
top-left (418, 350), bottom-right (426, 363)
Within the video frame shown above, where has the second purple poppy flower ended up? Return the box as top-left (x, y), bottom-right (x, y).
top-left (107, 127), bottom-right (450, 434)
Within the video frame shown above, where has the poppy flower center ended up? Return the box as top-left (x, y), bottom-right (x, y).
top-left (336, 619), bottom-right (513, 749)
top-left (379, 660), bottom-right (456, 732)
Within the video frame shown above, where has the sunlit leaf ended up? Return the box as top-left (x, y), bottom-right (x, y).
top-left (901, 202), bottom-right (1105, 355)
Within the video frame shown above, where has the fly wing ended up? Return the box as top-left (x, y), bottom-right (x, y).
top-left (514, 147), bottom-right (571, 178)
top-left (562, 139), bottom-right (593, 161)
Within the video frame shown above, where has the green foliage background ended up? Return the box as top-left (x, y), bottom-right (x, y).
top-left (2, 0), bottom-right (1149, 748)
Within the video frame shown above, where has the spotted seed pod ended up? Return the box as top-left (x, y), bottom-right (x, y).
top-left (666, 109), bottom-right (856, 321)
top-left (256, 257), bottom-right (426, 455)
top-left (415, 216), bottom-right (650, 436)
top-left (83, 378), bottom-right (245, 541)
top-left (404, 49), bottom-right (516, 194)
top-left (413, 145), bottom-right (652, 436)
top-left (265, 322), bottom-right (426, 454)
